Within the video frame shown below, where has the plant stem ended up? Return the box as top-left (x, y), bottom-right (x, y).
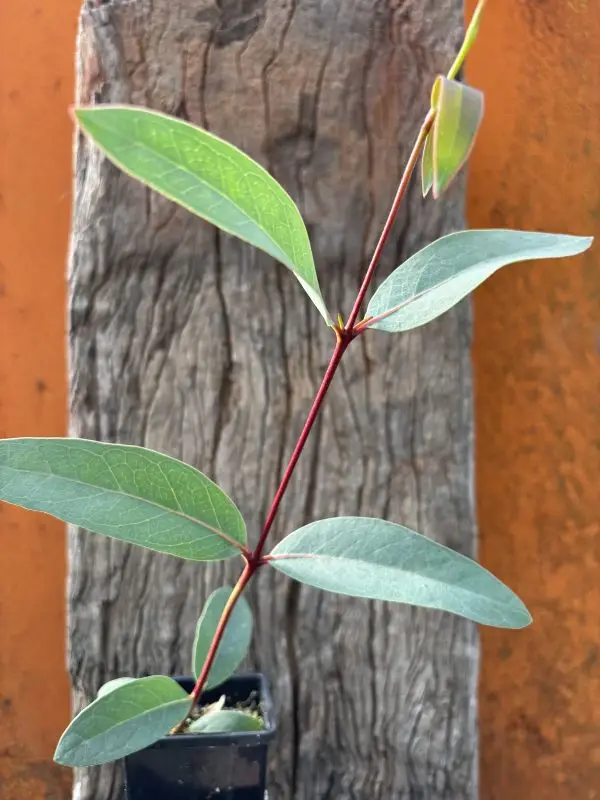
top-left (177, 337), bottom-right (350, 721)
top-left (175, 106), bottom-right (434, 729)
top-left (344, 107), bottom-right (435, 332)
top-left (171, 560), bottom-right (254, 732)
top-left (447, 0), bottom-right (488, 81)
top-left (253, 335), bottom-right (350, 560)
top-left (254, 108), bottom-right (433, 556)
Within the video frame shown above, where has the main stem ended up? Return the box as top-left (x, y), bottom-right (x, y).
top-left (253, 335), bottom-right (349, 560)
top-left (345, 107), bottom-right (435, 332)
top-left (176, 109), bottom-right (434, 728)
top-left (190, 561), bottom-right (253, 702)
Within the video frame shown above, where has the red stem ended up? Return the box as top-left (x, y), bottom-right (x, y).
top-left (191, 561), bottom-right (253, 702)
top-left (177, 337), bottom-right (350, 724)
top-left (253, 336), bottom-right (349, 560)
top-left (175, 107), bottom-right (435, 727)
top-left (171, 560), bottom-right (254, 731)
top-left (345, 108), bottom-right (435, 332)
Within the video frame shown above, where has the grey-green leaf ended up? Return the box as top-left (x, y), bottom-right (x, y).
top-left (74, 106), bottom-right (330, 324)
top-left (187, 709), bottom-right (264, 734)
top-left (269, 517), bottom-right (532, 629)
top-left (365, 230), bottom-right (593, 332)
top-left (0, 438), bottom-right (246, 560)
top-left (54, 676), bottom-right (190, 766)
top-left (193, 586), bottom-right (252, 689)
top-left (97, 677), bottom-right (136, 698)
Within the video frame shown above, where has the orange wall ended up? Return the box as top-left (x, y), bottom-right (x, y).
top-left (467, 1), bottom-right (600, 798)
top-left (0, 1), bottom-right (78, 797)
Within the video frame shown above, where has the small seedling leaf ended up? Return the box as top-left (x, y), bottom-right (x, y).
top-left (270, 516), bottom-right (532, 629)
top-left (365, 230), bottom-right (593, 332)
top-left (193, 586), bottom-right (252, 689)
top-left (187, 709), bottom-right (264, 734)
top-left (0, 438), bottom-right (247, 560)
top-left (54, 676), bottom-right (190, 766)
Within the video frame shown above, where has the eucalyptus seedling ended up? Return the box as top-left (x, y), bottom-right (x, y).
top-left (0, 0), bottom-right (592, 769)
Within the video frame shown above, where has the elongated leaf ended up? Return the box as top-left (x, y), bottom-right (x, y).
top-left (431, 77), bottom-right (483, 198)
top-left (74, 107), bottom-right (330, 324)
top-left (97, 677), bottom-right (135, 698)
top-left (54, 676), bottom-right (189, 766)
top-left (269, 517), bottom-right (532, 628)
top-left (188, 709), bottom-right (264, 734)
top-left (0, 438), bottom-right (246, 560)
top-left (365, 230), bottom-right (593, 333)
top-left (193, 586), bottom-right (252, 689)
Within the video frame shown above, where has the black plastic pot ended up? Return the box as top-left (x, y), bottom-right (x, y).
top-left (123, 673), bottom-right (276, 800)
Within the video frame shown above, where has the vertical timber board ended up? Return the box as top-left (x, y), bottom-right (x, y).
top-left (68, 2), bottom-right (476, 798)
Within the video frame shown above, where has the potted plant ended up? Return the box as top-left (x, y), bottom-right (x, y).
top-left (0, 2), bottom-right (592, 797)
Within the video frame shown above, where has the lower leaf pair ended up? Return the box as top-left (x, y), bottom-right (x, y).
top-left (1, 437), bottom-right (533, 768)
top-left (54, 674), bottom-right (263, 767)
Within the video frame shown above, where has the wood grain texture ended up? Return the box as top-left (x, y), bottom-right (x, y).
top-left (68, 1), bottom-right (476, 797)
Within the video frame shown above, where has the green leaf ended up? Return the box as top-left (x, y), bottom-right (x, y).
top-left (269, 517), bottom-right (532, 629)
top-left (74, 106), bottom-right (331, 325)
top-left (187, 709), bottom-right (264, 734)
top-left (421, 132), bottom-right (434, 198)
top-left (54, 676), bottom-right (190, 766)
top-left (97, 678), bottom-right (136, 698)
top-left (430, 77), bottom-right (484, 198)
top-left (365, 230), bottom-right (593, 333)
top-left (193, 586), bottom-right (252, 689)
top-left (0, 438), bottom-right (246, 560)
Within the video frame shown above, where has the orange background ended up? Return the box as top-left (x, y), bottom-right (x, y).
top-left (0, 1), bottom-right (598, 798)
top-left (467, 1), bottom-right (600, 797)
top-left (0, 0), bottom-right (77, 796)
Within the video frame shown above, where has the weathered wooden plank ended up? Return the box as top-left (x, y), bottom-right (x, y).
top-left (68, 2), bottom-right (475, 797)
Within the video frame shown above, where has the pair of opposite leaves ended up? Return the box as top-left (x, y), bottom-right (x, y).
top-left (73, 106), bottom-right (590, 336)
top-left (52, 584), bottom-right (257, 768)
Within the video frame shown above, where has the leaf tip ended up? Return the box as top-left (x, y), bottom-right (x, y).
top-left (515, 606), bottom-right (533, 630)
top-left (503, 595), bottom-right (533, 630)
top-left (53, 735), bottom-right (72, 767)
